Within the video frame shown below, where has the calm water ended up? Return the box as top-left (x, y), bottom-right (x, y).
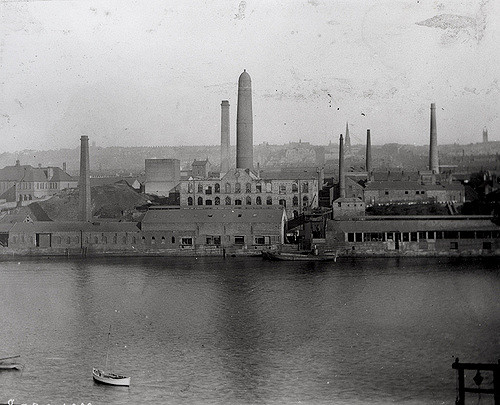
top-left (0, 256), bottom-right (499, 405)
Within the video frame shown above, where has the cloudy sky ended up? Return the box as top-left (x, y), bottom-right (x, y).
top-left (1, 0), bottom-right (498, 152)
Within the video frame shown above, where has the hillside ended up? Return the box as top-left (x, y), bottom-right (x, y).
top-left (39, 183), bottom-right (150, 222)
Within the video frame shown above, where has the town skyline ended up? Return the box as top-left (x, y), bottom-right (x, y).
top-left (1, 0), bottom-right (498, 152)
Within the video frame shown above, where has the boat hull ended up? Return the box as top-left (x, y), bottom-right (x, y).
top-left (92, 368), bottom-right (130, 386)
top-left (0, 364), bottom-right (21, 370)
top-left (262, 250), bottom-right (338, 261)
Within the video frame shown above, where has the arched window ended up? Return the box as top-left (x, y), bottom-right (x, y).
top-left (235, 199), bottom-right (242, 206)
top-left (256, 196), bottom-right (262, 205)
top-left (206, 186), bottom-right (212, 195)
top-left (102, 236), bottom-right (108, 244)
top-left (235, 183), bottom-right (241, 193)
top-left (94, 236), bottom-right (99, 244)
top-left (292, 183), bottom-right (298, 193)
top-left (197, 196), bottom-right (203, 205)
top-left (151, 236), bottom-right (156, 244)
top-left (302, 182), bottom-right (309, 193)
top-left (215, 197), bottom-right (220, 205)
top-left (246, 183), bottom-right (252, 193)
top-left (293, 210), bottom-right (299, 218)
top-left (113, 234), bottom-right (117, 244)
top-left (122, 236), bottom-right (127, 244)
top-left (225, 196), bottom-right (231, 205)
top-left (246, 196), bottom-right (252, 205)
top-left (206, 199), bottom-right (213, 205)
top-left (161, 236), bottom-right (166, 244)
top-left (279, 184), bottom-right (286, 194)
top-left (188, 197), bottom-right (193, 206)
top-left (225, 183), bottom-right (231, 193)
top-left (266, 196), bottom-right (272, 205)
top-left (279, 199), bottom-right (286, 207)
top-left (293, 196), bottom-right (299, 206)
top-left (214, 183), bottom-right (220, 193)
top-left (141, 236), bottom-right (145, 244)
top-left (198, 183), bottom-right (203, 193)
top-left (303, 195), bottom-right (309, 206)
top-left (188, 183), bottom-right (193, 193)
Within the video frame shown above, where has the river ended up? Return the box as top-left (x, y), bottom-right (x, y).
top-left (0, 256), bottom-right (499, 405)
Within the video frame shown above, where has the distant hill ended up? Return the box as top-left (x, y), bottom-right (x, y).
top-left (38, 183), bottom-right (150, 222)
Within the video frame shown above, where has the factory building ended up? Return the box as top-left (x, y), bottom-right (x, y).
top-left (178, 167), bottom-right (320, 219)
top-left (140, 206), bottom-right (286, 255)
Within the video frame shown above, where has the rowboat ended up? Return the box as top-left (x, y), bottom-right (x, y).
top-left (262, 250), bottom-right (338, 261)
top-left (92, 326), bottom-right (130, 387)
top-left (0, 355), bottom-right (22, 371)
top-left (92, 367), bottom-right (130, 386)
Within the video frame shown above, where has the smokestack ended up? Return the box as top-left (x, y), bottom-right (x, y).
top-left (366, 129), bottom-right (372, 174)
top-left (220, 100), bottom-right (230, 173)
top-left (79, 135), bottom-right (92, 222)
top-left (63, 162), bottom-right (67, 172)
top-left (236, 70), bottom-right (253, 169)
top-left (345, 122), bottom-right (351, 148)
top-left (429, 103), bottom-right (439, 174)
top-left (483, 127), bottom-right (488, 143)
top-left (339, 134), bottom-right (345, 199)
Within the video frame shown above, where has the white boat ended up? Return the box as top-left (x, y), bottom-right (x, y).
top-left (92, 367), bottom-right (130, 386)
top-left (92, 326), bottom-right (130, 386)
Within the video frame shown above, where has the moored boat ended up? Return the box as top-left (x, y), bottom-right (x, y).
top-left (262, 250), bottom-right (338, 261)
top-left (92, 367), bottom-right (130, 386)
top-left (0, 355), bottom-right (22, 371)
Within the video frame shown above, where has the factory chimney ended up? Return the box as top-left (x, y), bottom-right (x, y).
top-left (345, 122), bottom-right (351, 149)
top-left (429, 103), bottom-right (439, 174)
top-left (79, 135), bottom-right (92, 222)
top-left (220, 100), bottom-right (230, 173)
top-left (366, 129), bottom-right (372, 176)
top-left (236, 70), bottom-right (253, 169)
top-left (339, 134), bottom-right (345, 198)
top-left (483, 127), bottom-right (488, 143)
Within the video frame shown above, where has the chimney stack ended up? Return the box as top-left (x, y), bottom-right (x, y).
top-left (366, 129), bottom-right (372, 175)
top-left (63, 162), bottom-right (67, 172)
top-left (339, 134), bottom-right (345, 199)
top-left (220, 100), bottom-right (230, 173)
top-left (236, 70), bottom-right (253, 169)
top-left (483, 127), bottom-right (488, 143)
top-left (429, 103), bottom-right (439, 174)
top-left (79, 135), bottom-right (92, 222)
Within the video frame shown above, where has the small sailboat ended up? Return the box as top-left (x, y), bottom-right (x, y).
top-left (92, 327), bottom-right (130, 386)
top-left (0, 355), bottom-right (22, 371)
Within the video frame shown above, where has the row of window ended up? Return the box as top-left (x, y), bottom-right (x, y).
top-left (16, 182), bottom-right (58, 190)
top-left (187, 195), bottom-right (310, 207)
top-left (347, 230), bottom-right (500, 242)
top-left (188, 182), bottom-right (309, 194)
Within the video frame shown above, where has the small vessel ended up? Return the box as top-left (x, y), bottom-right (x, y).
top-left (262, 250), bottom-right (338, 261)
top-left (92, 367), bottom-right (130, 386)
top-left (92, 327), bottom-right (130, 386)
top-left (0, 355), bottom-right (22, 371)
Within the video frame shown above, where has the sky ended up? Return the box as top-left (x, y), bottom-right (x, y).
top-left (0, 0), bottom-right (499, 152)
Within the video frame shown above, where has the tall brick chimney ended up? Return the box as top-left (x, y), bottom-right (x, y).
top-left (79, 135), bottom-right (91, 222)
top-left (429, 103), bottom-right (439, 174)
top-left (339, 134), bottom-right (345, 198)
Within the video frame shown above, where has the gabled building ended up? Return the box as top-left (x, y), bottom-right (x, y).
top-left (0, 161), bottom-right (77, 203)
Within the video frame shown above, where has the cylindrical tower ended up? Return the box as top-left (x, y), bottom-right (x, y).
top-left (429, 103), bottom-right (439, 174)
top-left (366, 129), bottom-right (372, 174)
top-left (483, 127), bottom-right (488, 143)
top-left (79, 135), bottom-right (92, 222)
top-left (345, 122), bottom-right (351, 148)
top-left (339, 134), bottom-right (345, 199)
top-left (220, 100), bottom-right (230, 173)
top-left (236, 70), bottom-right (253, 169)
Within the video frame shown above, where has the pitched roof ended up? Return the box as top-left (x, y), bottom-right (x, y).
top-left (142, 206), bottom-right (285, 225)
top-left (364, 181), bottom-right (464, 191)
top-left (10, 221), bottom-right (139, 233)
top-left (259, 168), bottom-right (320, 181)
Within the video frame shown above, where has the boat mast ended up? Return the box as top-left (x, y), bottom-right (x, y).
top-left (105, 325), bottom-right (111, 370)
